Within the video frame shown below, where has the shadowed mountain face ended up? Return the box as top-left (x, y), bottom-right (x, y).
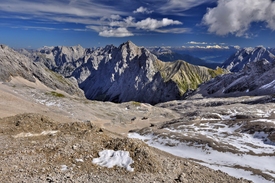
top-left (19, 41), bottom-right (223, 104)
top-left (0, 45), bottom-right (83, 97)
top-left (221, 46), bottom-right (275, 72)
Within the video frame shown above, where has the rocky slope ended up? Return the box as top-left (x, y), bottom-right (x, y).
top-left (0, 44), bottom-right (83, 96)
top-left (221, 46), bottom-right (275, 72)
top-left (0, 113), bottom-right (250, 183)
top-left (190, 59), bottom-right (275, 98)
top-left (26, 41), bottom-right (224, 104)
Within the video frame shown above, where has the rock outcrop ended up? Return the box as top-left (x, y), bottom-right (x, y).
top-left (0, 44), bottom-right (84, 96)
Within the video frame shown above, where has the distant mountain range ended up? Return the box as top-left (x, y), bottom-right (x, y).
top-left (149, 47), bottom-right (221, 69)
top-left (3, 41), bottom-right (275, 104)
top-left (149, 46), bottom-right (240, 65)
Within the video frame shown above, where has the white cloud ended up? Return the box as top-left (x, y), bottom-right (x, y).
top-left (99, 27), bottom-right (133, 37)
top-left (110, 15), bottom-right (122, 20)
top-left (133, 6), bottom-right (153, 14)
top-left (108, 17), bottom-right (182, 31)
top-left (188, 41), bottom-right (208, 45)
top-left (88, 15), bottom-right (183, 37)
top-left (155, 28), bottom-right (191, 34)
top-left (202, 0), bottom-right (275, 36)
top-left (135, 18), bottom-right (182, 30)
top-left (159, 0), bottom-right (215, 14)
top-left (1, 1), bottom-right (186, 37)
top-left (0, 1), bottom-right (126, 23)
top-left (188, 45), bottom-right (229, 49)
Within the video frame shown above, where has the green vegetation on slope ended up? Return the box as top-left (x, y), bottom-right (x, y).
top-left (155, 59), bottom-right (225, 95)
top-left (46, 91), bottom-right (65, 98)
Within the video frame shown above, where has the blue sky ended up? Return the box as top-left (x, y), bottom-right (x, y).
top-left (0, 0), bottom-right (275, 49)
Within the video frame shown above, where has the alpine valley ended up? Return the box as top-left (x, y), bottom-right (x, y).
top-left (1, 41), bottom-right (275, 183)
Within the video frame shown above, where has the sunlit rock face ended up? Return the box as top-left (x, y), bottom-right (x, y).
top-left (25, 41), bottom-right (222, 104)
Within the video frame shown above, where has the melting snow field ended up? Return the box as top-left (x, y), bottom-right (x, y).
top-left (129, 117), bottom-right (275, 183)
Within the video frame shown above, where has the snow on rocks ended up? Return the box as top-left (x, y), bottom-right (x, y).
top-left (92, 150), bottom-right (134, 172)
top-left (13, 131), bottom-right (59, 138)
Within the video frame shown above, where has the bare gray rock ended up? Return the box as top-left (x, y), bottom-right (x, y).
top-left (0, 44), bottom-right (84, 97)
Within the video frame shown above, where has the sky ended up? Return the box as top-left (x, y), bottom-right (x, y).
top-left (0, 0), bottom-right (275, 49)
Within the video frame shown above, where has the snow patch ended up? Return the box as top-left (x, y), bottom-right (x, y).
top-left (251, 119), bottom-right (275, 124)
top-left (129, 132), bottom-right (275, 183)
top-left (13, 131), bottom-right (59, 138)
top-left (92, 150), bottom-right (134, 172)
top-left (75, 159), bottom-right (84, 162)
top-left (259, 80), bottom-right (275, 90)
top-left (61, 165), bottom-right (68, 171)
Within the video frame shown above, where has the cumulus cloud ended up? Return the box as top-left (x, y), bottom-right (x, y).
top-left (133, 6), bottom-right (153, 14)
top-left (135, 18), bottom-right (182, 30)
top-left (202, 0), bottom-right (275, 36)
top-left (99, 27), bottom-right (133, 37)
top-left (88, 15), bottom-right (183, 37)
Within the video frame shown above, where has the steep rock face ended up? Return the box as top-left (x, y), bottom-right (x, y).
top-left (0, 44), bottom-right (84, 96)
top-left (29, 41), bottom-right (224, 104)
top-left (78, 41), bottom-right (181, 104)
top-left (0, 45), bottom-right (35, 82)
top-left (221, 46), bottom-right (275, 72)
top-left (191, 59), bottom-right (275, 98)
top-left (35, 45), bottom-right (86, 76)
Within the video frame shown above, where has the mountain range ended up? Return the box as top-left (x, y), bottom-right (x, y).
top-left (3, 41), bottom-right (275, 104)
top-left (17, 41), bottom-right (223, 104)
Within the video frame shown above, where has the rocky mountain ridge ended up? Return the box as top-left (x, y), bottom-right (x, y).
top-left (190, 58), bottom-right (275, 98)
top-left (0, 44), bottom-right (83, 97)
top-left (221, 46), bottom-right (275, 72)
top-left (19, 41), bottom-right (223, 104)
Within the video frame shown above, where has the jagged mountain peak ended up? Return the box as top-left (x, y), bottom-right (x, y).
top-left (119, 40), bottom-right (139, 51)
top-left (0, 44), bottom-right (8, 50)
top-left (15, 41), bottom-right (224, 104)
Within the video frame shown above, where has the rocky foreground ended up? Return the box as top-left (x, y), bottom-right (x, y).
top-left (0, 78), bottom-right (252, 183)
top-left (0, 113), bottom-right (250, 183)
